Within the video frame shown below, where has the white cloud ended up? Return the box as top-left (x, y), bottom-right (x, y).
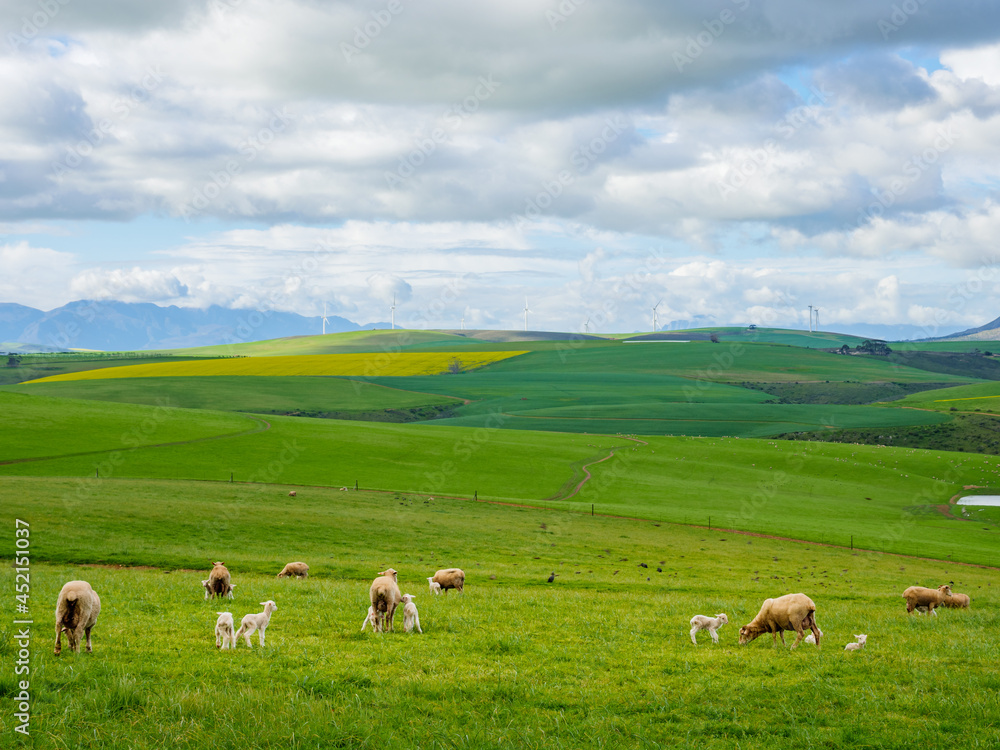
top-left (69, 267), bottom-right (189, 302)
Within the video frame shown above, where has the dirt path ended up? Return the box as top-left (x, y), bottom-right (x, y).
top-left (0, 414), bottom-right (270, 466)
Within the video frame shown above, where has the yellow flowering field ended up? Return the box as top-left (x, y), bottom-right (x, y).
top-left (24, 351), bottom-right (529, 383)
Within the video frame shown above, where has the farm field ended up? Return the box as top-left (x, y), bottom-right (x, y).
top-left (892, 381), bottom-right (1000, 412)
top-left (1, 477), bottom-right (998, 749)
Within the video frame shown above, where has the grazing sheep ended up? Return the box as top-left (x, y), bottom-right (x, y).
top-left (204, 562), bottom-right (234, 600)
top-left (402, 594), bottom-right (422, 634)
top-left (54, 580), bottom-right (101, 655)
top-left (689, 613), bottom-right (728, 645)
top-left (804, 628), bottom-right (824, 645)
top-left (430, 568), bottom-right (465, 594)
top-left (902, 584), bottom-right (952, 615)
top-left (215, 612), bottom-right (236, 649)
top-left (370, 568), bottom-right (403, 633)
top-left (844, 634), bottom-right (867, 651)
top-left (276, 561), bottom-right (309, 579)
top-left (739, 593), bottom-right (821, 649)
top-left (360, 605), bottom-right (379, 632)
top-left (938, 586), bottom-right (970, 609)
top-left (288, 490), bottom-right (297, 497)
top-left (427, 577), bottom-right (442, 595)
top-left (234, 601), bottom-right (278, 648)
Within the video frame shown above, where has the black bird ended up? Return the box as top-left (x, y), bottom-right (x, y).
top-left (547, 572), bottom-right (556, 583)
top-left (657, 567), bottom-right (662, 573)
top-left (639, 563), bottom-right (648, 568)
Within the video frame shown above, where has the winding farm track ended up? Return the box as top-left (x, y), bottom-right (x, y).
top-left (554, 436), bottom-right (649, 501)
top-left (0, 414), bottom-right (271, 466)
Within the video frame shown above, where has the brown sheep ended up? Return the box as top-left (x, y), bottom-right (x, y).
top-left (205, 561), bottom-right (233, 600)
top-left (276, 562), bottom-right (309, 579)
top-left (430, 568), bottom-right (465, 594)
top-left (739, 593), bottom-right (821, 649)
top-left (54, 580), bottom-right (101, 655)
top-left (902, 584), bottom-right (951, 614)
top-left (369, 568), bottom-right (403, 632)
top-left (938, 586), bottom-right (970, 609)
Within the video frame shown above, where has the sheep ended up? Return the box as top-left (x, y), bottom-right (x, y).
top-left (914, 605), bottom-right (937, 616)
top-left (689, 613), bottom-right (728, 645)
top-left (360, 605), bottom-right (379, 632)
top-left (427, 577), bottom-right (442, 595)
top-left (739, 593), bottom-right (821, 649)
top-left (234, 600), bottom-right (278, 648)
top-left (370, 568), bottom-right (403, 633)
top-left (430, 568), bottom-right (465, 594)
top-left (215, 612), bottom-right (236, 649)
top-left (54, 580), bottom-right (101, 655)
top-left (804, 628), bottom-right (824, 645)
top-left (204, 562), bottom-right (234, 600)
top-left (902, 584), bottom-right (952, 615)
top-left (938, 586), bottom-right (970, 609)
top-left (844, 634), bottom-right (867, 651)
top-left (402, 594), bottom-right (422, 634)
top-left (276, 561), bottom-right (309, 579)
top-left (202, 579), bottom-right (236, 600)
top-left (288, 490), bottom-right (297, 497)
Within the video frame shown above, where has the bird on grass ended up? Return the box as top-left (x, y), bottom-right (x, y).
top-left (547, 572), bottom-right (557, 583)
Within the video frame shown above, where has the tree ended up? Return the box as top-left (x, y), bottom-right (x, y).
top-left (709, 333), bottom-right (719, 343)
top-left (856, 339), bottom-right (892, 356)
top-left (6, 355), bottom-right (21, 368)
top-left (447, 357), bottom-right (463, 374)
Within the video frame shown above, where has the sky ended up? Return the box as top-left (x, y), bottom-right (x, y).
top-left (2, 0), bottom-right (1000, 334)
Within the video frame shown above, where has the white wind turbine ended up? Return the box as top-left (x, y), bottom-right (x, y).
top-left (814, 307), bottom-right (820, 331)
top-left (808, 304), bottom-right (814, 333)
top-left (523, 297), bottom-right (530, 332)
top-left (584, 317), bottom-right (591, 334)
top-left (652, 299), bottom-right (663, 332)
top-left (390, 294), bottom-right (396, 330)
top-left (322, 302), bottom-right (329, 335)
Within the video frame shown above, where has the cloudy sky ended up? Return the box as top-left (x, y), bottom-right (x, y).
top-left (2, 0), bottom-right (1000, 334)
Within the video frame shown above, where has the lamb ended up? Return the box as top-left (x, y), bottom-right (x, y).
top-left (276, 561), bottom-right (309, 579)
top-left (369, 568), bottom-right (403, 632)
top-left (689, 613), bottom-right (727, 645)
top-left (938, 586), bottom-right (970, 609)
top-left (234, 600), bottom-right (278, 648)
top-left (804, 628), bottom-right (824, 645)
top-left (914, 605), bottom-right (937, 616)
top-left (902, 584), bottom-right (952, 615)
top-left (215, 612), bottom-right (236, 649)
top-left (204, 561), bottom-right (234, 600)
top-left (427, 577), bottom-right (442, 595)
top-left (402, 594), bottom-right (422, 634)
top-left (739, 593), bottom-right (821, 649)
top-left (844, 634), bottom-right (867, 651)
top-left (54, 580), bottom-right (101, 655)
top-left (360, 605), bottom-right (379, 632)
top-left (429, 568), bottom-right (465, 594)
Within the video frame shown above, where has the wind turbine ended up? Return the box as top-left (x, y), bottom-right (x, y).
top-left (461, 315), bottom-right (465, 331)
top-left (814, 307), bottom-right (820, 331)
top-left (523, 297), bottom-right (530, 332)
top-left (390, 294), bottom-right (396, 330)
top-left (584, 317), bottom-right (591, 334)
top-left (322, 302), bottom-right (329, 335)
top-left (652, 299), bottom-right (663, 333)
top-left (808, 305), bottom-right (814, 333)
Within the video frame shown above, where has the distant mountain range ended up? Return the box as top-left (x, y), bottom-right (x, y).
top-left (930, 315), bottom-right (1000, 342)
top-left (0, 300), bottom-right (364, 352)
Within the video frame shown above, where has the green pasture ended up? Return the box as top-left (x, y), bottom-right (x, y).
top-left (0, 355), bottom-right (208, 387)
top-left (4, 377), bottom-right (462, 416)
top-left (1, 392), bottom-right (997, 564)
top-left (1, 477), bottom-right (998, 749)
top-left (892, 380), bottom-right (1000, 412)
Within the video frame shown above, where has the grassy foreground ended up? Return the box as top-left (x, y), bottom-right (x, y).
top-left (1, 477), bottom-right (999, 749)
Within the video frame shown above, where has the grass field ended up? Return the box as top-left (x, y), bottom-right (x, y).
top-left (2, 477), bottom-right (998, 748)
top-left (892, 381), bottom-right (1000, 412)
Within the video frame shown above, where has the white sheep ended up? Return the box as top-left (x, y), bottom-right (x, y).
top-left (234, 600), bottom-right (278, 648)
top-left (427, 577), bottom-right (443, 595)
top-left (54, 580), bottom-right (101, 655)
top-left (429, 568), bottom-right (465, 594)
top-left (402, 594), bottom-right (422, 634)
top-left (370, 569), bottom-right (402, 632)
top-left (276, 561), bottom-right (309, 579)
top-left (689, 613), bottom-right (728, 645)
top-left (804, 628), bottom-right (824, 644)
top-left (360, 605), bottom-right (379, 632)
top-left (203, 562), bottom-right (234, 600)
top-left (215, 612), bottom-right (236, 649)
top-left (845, 634), bottom-right (867, 651)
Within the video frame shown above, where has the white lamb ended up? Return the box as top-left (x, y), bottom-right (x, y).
top-left (215, 612), bottom-right (236, 649)
top-left (234, 600), bottom-right (277, 648)
top-left (844, 634), bottom-right (867, 651)
top-left (427, 577), bottom-right (442, 595)
top-left (804, 628), bottom-right (824, 644)
top-left (689, 613), bottom-right (728, 645)
top-left (360, 605), bottom-right (378, 632)
top-left (202, 579), bottom-right (236, 600)
top-left (402, 594), bottom-right (422, 634)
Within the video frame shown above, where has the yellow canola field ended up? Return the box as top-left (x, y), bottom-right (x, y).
top-left (25, 352), bottom-right (529, 383)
